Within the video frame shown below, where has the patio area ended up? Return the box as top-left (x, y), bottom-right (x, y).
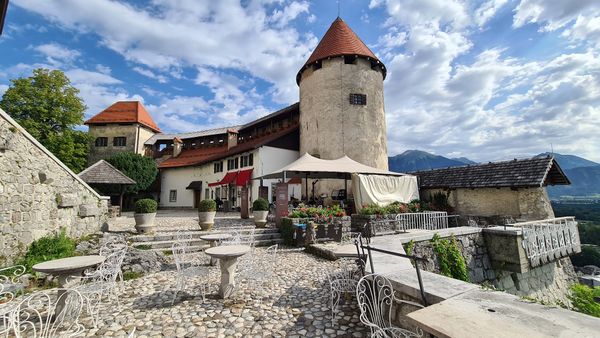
top-left (80, 247), bottom-right (367, 338)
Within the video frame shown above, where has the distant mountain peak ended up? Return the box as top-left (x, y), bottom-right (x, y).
top-left (389, 150), bottom-right (471, 173)
top-left (534, 152), bottom-right (599, 170)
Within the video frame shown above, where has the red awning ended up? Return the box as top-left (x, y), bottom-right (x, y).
top-left (236, 168), bottom-right (253, 186)
top-left (208, 171), bottom-right (238, 187)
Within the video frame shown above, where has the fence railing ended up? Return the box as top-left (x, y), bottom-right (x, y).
top-left (366, 211), bottom-right (450, 236)
top-left (508, 217), bottom-right (580, 267)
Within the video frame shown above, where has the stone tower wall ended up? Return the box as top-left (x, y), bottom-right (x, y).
top-left (0, 108), bottom-right (109, 265)
top-left (299, 57), bottom-right (388, 169)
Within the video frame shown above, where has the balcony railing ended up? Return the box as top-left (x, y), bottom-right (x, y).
top-left (509, 217), bottom-right (580, 267)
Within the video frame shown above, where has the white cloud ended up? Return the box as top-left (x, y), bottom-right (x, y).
top-left (369, 0), bottom-right (469, 30)
top-left (13, 0), bottom-right (316, 104)
top-left (474, 0), bottom-right (509, 27)
top-left (31, 43), bottom-right (80, 66)
top-left (132, 67), bottom-right (168, 84)
top-left (513, 0), bottom-right (600, 31)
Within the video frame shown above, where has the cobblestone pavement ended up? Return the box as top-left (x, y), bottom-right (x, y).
top-left (80, 248), bottom-right (368, 338)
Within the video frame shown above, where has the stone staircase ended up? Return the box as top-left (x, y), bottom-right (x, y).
top-left (129, 227), bottom-right (283, 253)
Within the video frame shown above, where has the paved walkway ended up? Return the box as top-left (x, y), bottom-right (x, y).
top-left (81, 248), bottom-right (368, 338)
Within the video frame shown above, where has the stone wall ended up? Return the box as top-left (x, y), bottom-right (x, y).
top-left (408, 228), bottom-right (576, 306)
top-left (422, 187), bottom-right (555, 222)
top-left (409, 231), bottom-right (496, 283)
top-left (494, 258), bottom-right (576, 306)
top-left (0, 109), bottom-right (109, 265)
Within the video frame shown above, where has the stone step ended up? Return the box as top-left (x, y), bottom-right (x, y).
top-left (134, 237), bottom-right (283, 253)
top-left (130, 228), bottom-right (280, 243)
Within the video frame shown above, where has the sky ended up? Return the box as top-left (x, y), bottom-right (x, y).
top-left (1, 0), bottom-right (600, 162)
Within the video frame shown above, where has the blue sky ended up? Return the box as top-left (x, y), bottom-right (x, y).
top-left (1, 0), bottom-right (600, 162)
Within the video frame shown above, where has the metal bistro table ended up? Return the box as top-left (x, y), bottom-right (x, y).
top-left (33, 255), bottom-right (105, 313)
top-left (199, 233), bottom-right (233, 266)
top-left (204, 245), bottom-right (250, 299)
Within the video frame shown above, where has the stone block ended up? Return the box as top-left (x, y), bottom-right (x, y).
top-left (57, 193), bottom-right (78, 208)
top-left (79, 204), bottom-right (100, 217)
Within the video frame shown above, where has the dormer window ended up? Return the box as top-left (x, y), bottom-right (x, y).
top-left (349, 93), bottom-right (367, 105)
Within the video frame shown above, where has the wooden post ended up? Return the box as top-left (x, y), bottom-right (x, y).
top-left (119, 185), bottom-right (124, 216)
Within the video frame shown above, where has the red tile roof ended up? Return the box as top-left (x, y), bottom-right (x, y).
top-left (159, 123), bottom-right (299, 169)
top-left (85, 101), bottom-right (161, 133)
top-left (297, 17), bottom-right (385, 83)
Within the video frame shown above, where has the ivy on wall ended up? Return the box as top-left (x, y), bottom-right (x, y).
top-left (430, 234), bottom-right (470, 282)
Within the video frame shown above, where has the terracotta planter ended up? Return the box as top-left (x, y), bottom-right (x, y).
top-left (134, 212), bottom-right (156, 234)
top-left (253, 210), bottom-right (269, 227)
top-left (198, 211), bottom-right (216, 231)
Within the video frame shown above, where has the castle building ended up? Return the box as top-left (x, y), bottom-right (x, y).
top-left (85, 17), bottom-right (389, 208)
top-left (85, 101), bottom-right (161, 164)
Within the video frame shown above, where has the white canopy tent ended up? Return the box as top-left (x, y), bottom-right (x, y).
top-left (257, 153), bottom-right (404, 180)
top-left (255, 153), bottom-right (419, 207)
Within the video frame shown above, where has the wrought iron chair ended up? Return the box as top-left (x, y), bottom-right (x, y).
top-left (175, 230), bottom-right (193, 246)
top-left (1, 265), bottom-right (26, 336)
top-left (7, 288), bottom-right (85, 338)
top-left (356, 274), bottom-right (423, 338)
top-left (171, 242), bottom-right (211, 304)
top-left (240, 244), bottom-right (278, 304)
top-left (70, 247), bottom-right (127, 327)
top-left (327, 257), bottom-right (363, 325)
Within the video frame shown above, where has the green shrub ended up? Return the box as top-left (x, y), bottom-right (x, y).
top-left (569, 284), bottom-right (600, 317)
top-left (198, 199), bottom-right (216, 212)
top-left (134, 198), bottom-right (157, 214)
top-left (403, 240), bottom-right (415, 256)
top-left (430, 234), bottom-right (469, 282)
top-left (134, 244), bottom-right (152, 250)
top-left (18, 229), bottom-right (76, 273)
top-left (123, 271), bottom-right (143, 281)
top-left (252, 198), bottom-right (269, 211)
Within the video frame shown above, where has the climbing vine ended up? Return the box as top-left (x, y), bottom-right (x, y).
top-left (403, 240), bottom-right (415, 256)
top-left (430, 234), bottom-right (470, 282)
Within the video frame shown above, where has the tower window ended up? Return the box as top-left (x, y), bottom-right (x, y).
top-left (169, 190), bottom-right (177, 202)
top-left (312, 62), bottom-right (322, 71)
top-left (113, 137), bottom-right (127, 147)
top-left (349, 94), bottom-right (367, 105)
top-left (95, 137), bottom-right (108, 147)
top-left (344, 55), bottom-right (357, 64)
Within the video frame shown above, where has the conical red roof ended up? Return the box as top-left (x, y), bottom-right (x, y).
top-left (297, 17), bottom-right (385, 83)
top-left (85, 101), bottom-right (161, 133)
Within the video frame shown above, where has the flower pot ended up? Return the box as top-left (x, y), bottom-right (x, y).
top-left (253, 210), bottom-right (269, 227)
top-left (134, 212), bottom-right (156, 234)
top-left (198, 211), bottom-right (216, 231)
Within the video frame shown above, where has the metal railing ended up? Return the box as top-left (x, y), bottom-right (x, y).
top-left (508, 217), bottom-right (580, 267)
top-left (354, 236), bottom-right (429, 306)
top-left (398, 211), bottom-right (449, 231)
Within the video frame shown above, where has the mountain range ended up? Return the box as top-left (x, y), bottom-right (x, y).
top-left (388, 150), bottom-right (600, 198)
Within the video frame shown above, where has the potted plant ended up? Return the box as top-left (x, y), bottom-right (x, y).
top-left (134, 199), bottom-right (157, 234)
top-left (198, 199), bottom-right (217, 231)
top-left (252, 198), bottom-right (269, 227)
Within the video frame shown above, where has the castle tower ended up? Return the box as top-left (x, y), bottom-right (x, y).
top-left (297, 17), bottom-right (388, 170)
top-left (84, 101), bottom-right (161, 165)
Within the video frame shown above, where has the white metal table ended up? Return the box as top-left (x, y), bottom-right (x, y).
top-left (204, 245), bottom-right (250, 299)
top-left (199, 233), bottom-right (233, 266)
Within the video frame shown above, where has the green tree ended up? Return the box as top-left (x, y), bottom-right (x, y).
top-left (106, 152), bottom-right (158, 194)
top-left (0, 68), bottom-right (90, 172)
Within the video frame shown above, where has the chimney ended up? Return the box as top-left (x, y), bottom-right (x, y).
top-left (227, 129), bottom-right (238, 150)
top-left (173, 137), bottom-right (183, 157)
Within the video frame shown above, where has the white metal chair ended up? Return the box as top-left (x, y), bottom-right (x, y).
top-left (7, 288), bottom-right (85, 338)
top-left (327, 257), bottom-right (363, 325)
top-left (240, 244), bottom-right (278, 303)
top-left (356, 274), bottom-right (423, 338)
top-left (1, 265), bottom-right (26, 336)
top-left (171, 242), bottom-right (211, 304)
top-left (70, 247), bottom-right (127, 327)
